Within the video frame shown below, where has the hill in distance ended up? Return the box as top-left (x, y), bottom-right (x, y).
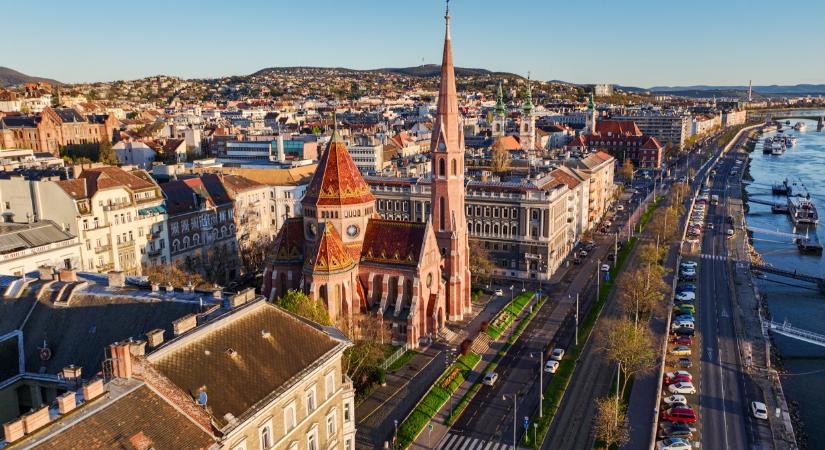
top-left (0, 67), bottom-right (61, 87)
top-left (252, 65), bottom-right (523, 79)
top-left (618, 83), bottom-right (825, 96)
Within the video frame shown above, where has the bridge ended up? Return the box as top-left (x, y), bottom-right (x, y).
top-left (747, 109), bottom-right (825, 130)
top-left (765, 320), bottom-right (825, 348)
top-left (751, 263), bottom-right (825, 292)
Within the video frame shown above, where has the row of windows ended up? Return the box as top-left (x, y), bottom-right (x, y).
top-left (466, 206), bottom-right (519, 219)
top-left (171, 225), bottom-right (235, 252)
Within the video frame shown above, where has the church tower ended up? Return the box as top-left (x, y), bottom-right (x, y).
top-left (492, 81), bottom-right (506, 137)
top-left (586, 91), bottom-right (597, 135)
top-left (519, 80), bottom-right (535, 151)
top-left (430, 4), bottom-right (471, 320)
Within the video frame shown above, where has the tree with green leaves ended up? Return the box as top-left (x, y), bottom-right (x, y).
top-left (276, 289), bottom-right (332, 326)
top-left (619, 158), bottom-right (634, 181)
top-left (97, 139), bottom-right (119, 165)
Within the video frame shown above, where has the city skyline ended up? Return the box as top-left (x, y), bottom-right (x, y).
top-left (5, 0), bottom-right (825, 87)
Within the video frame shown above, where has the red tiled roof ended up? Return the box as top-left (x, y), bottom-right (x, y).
top-left (492, 135), bottom-right (520, 152)
top-left (57, 167), bottom-right (156, 200)
top-left (595, 120), bottom-right (642, 136)
top-left (305, 223), bottom-right (356, 274)
top-left (549, 168), bottom-right (582, 189)
top-left (302, 132), bottom-right (375, 207)
top-left (270, 218), bottom-right (305, 265)
top-left (360, 219), bottom-right (426, 268)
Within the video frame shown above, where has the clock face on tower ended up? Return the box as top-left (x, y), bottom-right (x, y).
top-left (346, 224), bottom-right (360, 238)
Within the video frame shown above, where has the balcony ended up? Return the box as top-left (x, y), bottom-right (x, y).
top-left (117, 239), bottom-right (136, 249)
top-left (98, 262), bottom-right (115, 272)
top-left (94, 244), bottom-right (112, 254)
top-left (147, 248), bottom-right (163, 257)
top-left (102, 202), bottom-right (131, 212)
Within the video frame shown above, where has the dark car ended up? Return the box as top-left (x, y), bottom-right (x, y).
top-left (673, 327), bottom-right (695, 336)
top-left (659, 422), bottom-right (695, 439)
top-left (607, 252), bottom-right (616, 262)
top-left (678, 357), bottom-right (692, 368)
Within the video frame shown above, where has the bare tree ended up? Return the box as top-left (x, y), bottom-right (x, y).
top-left (593, 394), bottom-right (630, 449)
top-left (491, 144), bottom-right (512, 173)
top-left (617, 265), bottom-right (668, 319)
top-left (599, 317), bottom-right (656, 394)
top-left (619, 158), bottom-right (634, 181)
top-left (469, 240), bottom-right (494, 286)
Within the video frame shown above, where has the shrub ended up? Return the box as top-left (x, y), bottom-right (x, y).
top-left (460, 339), bottom-right (472, 356)
top-left (480, 320), bottom-right (489, 332)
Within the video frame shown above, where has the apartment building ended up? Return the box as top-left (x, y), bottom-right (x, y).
top-left (563, 151), bottom-right (616, 226)
top-left (0, 107), bottom-right (118, 155)
top-left (0, 166), bottom-right (168, 275)
top-left (222, 174), bottom-right (277, 243)
top-left (366, 173), bottom-right (579, 281)
top-left (0, 221), bottom-right (82, 275)
top-left (612, 111), bottom-right (691, 149)
top-left (347, 134), bottom-right (384, 174)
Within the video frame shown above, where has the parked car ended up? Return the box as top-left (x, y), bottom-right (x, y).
top-left (674, 304), bottom-right (695, 315)
top-left (726, 228), bottom-right (735, 238)
top-left (678, 357), bottom-right (692, 368)
top-left (656, 437), bottom-right (692, 450)
top-left (579, 250), bottom-right (589, 258)
top-left (751, 401), bottom-right (768, 419)
top-left (607, 253), bottom-right (616, 262)
top-left (661, 406), bottom-right (697, 423)
top-left (671, 321), bottom-right (694, 332)
top-left (544, 360), bottom-right (559, 373)
top-left (664, 374), bottom-right (692, 385)
top-left (673, 327), bottom-right (695, 337)
top-left (550, 348), bottom-right (565, 361)
top-left (601, 264), bottom-right (611, 272)
top-left (676, 284), bottom-right (696, 293)
top-left (659, 422), bottom-right (694, 440)
top-left (675, 291), bottom-right (696, 302)
top-left (483, 372), bottom-right (499, 386)
top-left (670, 345), bottom-right (692, 356)
top-left (670, 336), bottom-right (693, 346)
top-left (666, 370), bottom-right (693, 381)
top-left (680, 261), bottom-right (698, 269)
top-left (668, 382), bottom-right (697, 395)
top-left (663, 394), bottom-right (687, 405)
top-left (494, 289), bottom-right (504, 296)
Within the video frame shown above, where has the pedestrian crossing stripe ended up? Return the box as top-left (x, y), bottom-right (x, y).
top-left (436, 432), bottom-right (512, 450)
top-left (698, 254), bottom-right (728, 261)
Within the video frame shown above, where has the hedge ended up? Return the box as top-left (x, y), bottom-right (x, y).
top-left (396, 352), bottom-right (481, 448)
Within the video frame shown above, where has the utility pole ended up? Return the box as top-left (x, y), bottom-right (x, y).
top-left (539, 352), bottom-right (543, 417)
top-left (615, 362), bottom-right (621, 428)
top-left (575, 293), bottom-right (580, 346)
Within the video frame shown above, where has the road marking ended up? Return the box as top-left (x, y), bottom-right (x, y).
top-left (438, 433), bottom-right (505, 450)
top-left (706, 347), bottom-right (713, 359)
top-left (718, 345), bottom-right (730, 450)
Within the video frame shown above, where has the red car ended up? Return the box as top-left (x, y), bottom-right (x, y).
top-left (670, 336), bottom-right (693, 346)
top-left (664, 374), bottom-right (692, 385)
top-left (661, 406), bottom-right (697, 423)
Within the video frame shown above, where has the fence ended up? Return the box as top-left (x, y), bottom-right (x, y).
top-left (379, 344), bottom-right (410, 371)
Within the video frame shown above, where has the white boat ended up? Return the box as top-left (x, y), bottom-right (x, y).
top-left (770, 139), bottom-right (786, 155)
top-left (794, 121), bottom-right (807, 132)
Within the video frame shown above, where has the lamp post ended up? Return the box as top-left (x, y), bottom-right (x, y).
top-left (575, 293), bottom-right (579, 346)
top-left (393, 419), bottom-right (398, 449)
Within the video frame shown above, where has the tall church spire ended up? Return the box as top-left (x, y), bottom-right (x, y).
top-left (431, 3), bottom-right (471, 321)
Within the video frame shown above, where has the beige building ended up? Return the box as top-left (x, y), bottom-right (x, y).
top-left (563, 151), bottom-right (616, 227)
top-left (0, 166), bottom-right (168, 274)
top-left (223, 174), bottom-right (277, 243)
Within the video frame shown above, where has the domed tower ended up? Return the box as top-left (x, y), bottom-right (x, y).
top-left (301, 123), bottom-right (375, 259)
top-left (519, 80), bottom-right (536, 151)
top-left (430, 4), bottom-right (471, 320)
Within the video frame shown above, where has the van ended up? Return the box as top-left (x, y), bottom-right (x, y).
top-left (671, 321), bottom-right (695, 331)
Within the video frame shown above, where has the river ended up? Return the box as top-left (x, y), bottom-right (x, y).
top-left (744, 114), bottom-right (825, 447)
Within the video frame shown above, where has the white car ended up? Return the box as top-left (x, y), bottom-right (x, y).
top-left (751, 401), bottom-right (768, 419)
top-left (494, 289), bottom-right (504, 296)
top-left (663, 394), bottom-right (687, 405)
top-left (544, 360), bottom-right (559, 373)
top-left (668, 382), bottom-right (697, 395)
top-left (550, 348), bottom-right (565, 361)
top-left (482, 372), bottom-right (498, 386)
top-left (616, 205), bottom-right (625, 211)
top-left (601, 264), bottom-right (610, 272)
top-left (675, 291), bottom-right (696, 302)
top-left (656, 438), bottom-right (691, 450)
top-left (680, 261), bottom-right (698, 269)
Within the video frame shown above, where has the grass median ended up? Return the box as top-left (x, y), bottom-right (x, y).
top-left (487, 291), bottom-right (534, 339)
top-left (396, 351), bottom-right (481, 448)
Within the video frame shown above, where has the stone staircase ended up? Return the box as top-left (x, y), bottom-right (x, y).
top-left (438, 327), bottom-right (459, 343)
top-left (471, 333), bottom-right (491, 355)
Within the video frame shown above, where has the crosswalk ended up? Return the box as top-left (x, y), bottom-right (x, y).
top-left (698, 253), bottom-right (729, 261)
top-left (435, 433), bottom-right (513, 450)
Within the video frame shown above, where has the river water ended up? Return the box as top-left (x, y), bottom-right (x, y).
top-left (744, 114), bottom-right (825, 447)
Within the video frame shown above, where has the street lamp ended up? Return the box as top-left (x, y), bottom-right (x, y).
top-left (509, 285), bottom-right (514, 302)
top-left (502, 394), bottom-right (518, 450)
top-left (393, 419), bottom-right (398, 448)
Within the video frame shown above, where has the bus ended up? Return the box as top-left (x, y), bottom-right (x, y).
top-left (711, 194), bottom-right (720, 206)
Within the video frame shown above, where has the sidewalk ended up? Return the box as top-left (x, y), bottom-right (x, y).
top-left (410, 295), bottom-right (541, 450)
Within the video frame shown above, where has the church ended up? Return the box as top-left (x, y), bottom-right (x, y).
top-left (263, 8), bottom-right (471, 347)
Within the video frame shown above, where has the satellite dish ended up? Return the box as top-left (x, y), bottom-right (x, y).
top-left (197, 391), bottom-right (208, 406)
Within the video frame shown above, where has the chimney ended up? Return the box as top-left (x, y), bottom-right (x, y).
top-left (3, 418), bottom-right (25, 442)
top-left (82, 379), bottom-right (104, 402)
top-left (110, 341), bottom-right (133, 379)
top-left (228, 292), bottom-right (247, 308)
top-left (37, 266), bottom-right (55, 281)
top-left (22, 406), bottom-right (50, 433)
top-left (107, 271), bottom-right (126, 288)
top-left (61, 365), bottom-right (82, 382)
top-left (58, 268), bottom-right (77, 282)
top-left (57, 391), bottom-right (76, 414)
top-left (129, 339), bottom-right (147, 356)
top-left (172, 314), bottom-right (197, 336)
top-left (145, 329), bottom-right (165, 348)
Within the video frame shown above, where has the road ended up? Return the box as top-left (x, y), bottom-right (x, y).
top-left (697, 143), bottom-right (757, 449)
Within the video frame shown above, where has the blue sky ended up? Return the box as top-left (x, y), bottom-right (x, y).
top-left (5, 0), bottom-right (824, 87)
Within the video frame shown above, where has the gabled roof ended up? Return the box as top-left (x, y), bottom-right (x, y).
top-left (360, 219), bottom-right (427, 268)
top-left (221, 174), bottom-right (263, 195)
top-left (302, 131), bottom-right (375, 207)
top-left (492, 135), bottom-right (520, 152)
top-left (270, 218), bottom-right (305, 265)
top-left (148, 300), bottom-right (343, 429)
top-left (56, 167), bottom-right (157, 200)
top-left (595, 120), bottom-right (642, 136)
top-left (161, 174), bottom-right (231, 215)
top-left (305, 223), bottom-right (356, 274)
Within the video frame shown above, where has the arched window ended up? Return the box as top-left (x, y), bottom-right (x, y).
top-left (193, 233), bottom-right (200, 246)
top-left (439, 158), bottom-right (445, 177)
top-left (221, 225), bottom-right (227, 238)
top-left (172, 239), bottom-right (179, 252)
top-left (475, 222), bottom-right (481, 233)
top-left (451, 159), bottom-right (457, 176)
top-left (439, 197), bottom-right (445, 231)
top-left (484, 223), bottom-right (491, 234)
top-left (183, 236), bottom-right (190, 248)
top-left (493, 224), bottom-right (499, 235)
